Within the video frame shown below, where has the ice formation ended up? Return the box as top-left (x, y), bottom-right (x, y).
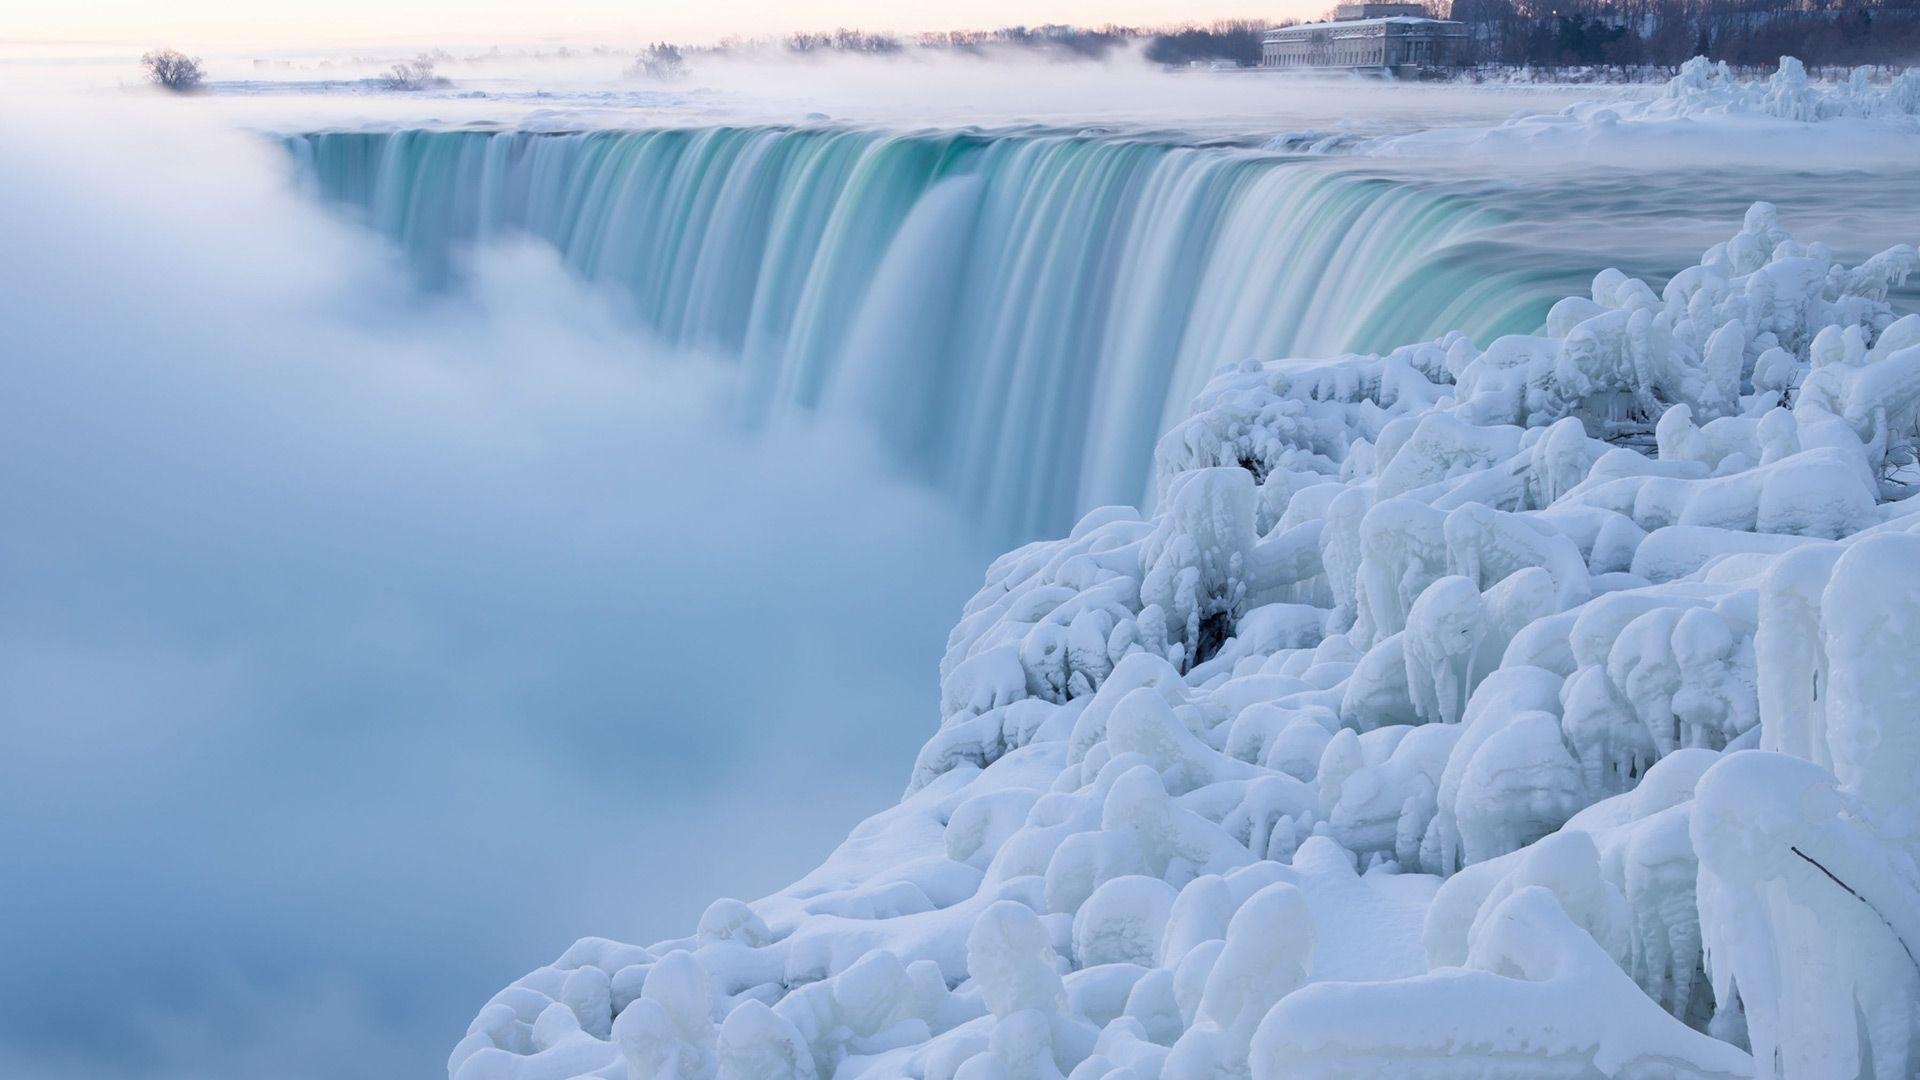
top-left (1653, 56), bottom-right (1920, 123)
top-left (451, 205), bottom-right (1920, 1079)
top-left (1364, 58), bottom-right (1920, 165)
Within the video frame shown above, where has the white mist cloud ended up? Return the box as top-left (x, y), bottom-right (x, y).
top-left (7, 0), bottom-right (1305, 53)
top-left (5, 40), bottom-right (1622, 144)
top-left (0, 98), bottom-right (987, 1078)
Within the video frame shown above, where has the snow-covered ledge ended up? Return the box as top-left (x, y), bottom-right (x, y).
top-left (448, 184), bottom-right (1920, 1080)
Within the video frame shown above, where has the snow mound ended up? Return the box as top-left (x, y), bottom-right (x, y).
top-left (452, 205), bottom-right (1920, 1080)
top-left (1652, 56), bottom-right (1920, 122)
top-left (1364, 57), bottom-right (1920, 166)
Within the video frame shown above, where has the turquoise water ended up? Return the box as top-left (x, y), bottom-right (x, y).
top-left (289, 128), bottom-right (1563, 539)
top-left (287, 128), bottom-right (1920, 541)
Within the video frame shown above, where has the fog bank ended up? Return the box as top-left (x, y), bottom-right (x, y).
top-left (0, 99), bottom-right (984, 1078)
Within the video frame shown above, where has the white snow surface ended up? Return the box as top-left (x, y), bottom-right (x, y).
top-left (1622, 55), bottom-right (1919, 123)
top-left (1364, 57), bottom-right (1920, 167)
top-left (452, 203), bottom-right (1920, 1080)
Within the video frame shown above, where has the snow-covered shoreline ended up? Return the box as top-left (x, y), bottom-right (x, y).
top-left (1353, 57), bottom-right (1920, 168)
top-left (446, 106), bottom-right (1920, 1079)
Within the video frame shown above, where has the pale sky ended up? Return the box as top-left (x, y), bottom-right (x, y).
top-left (8, 0), bottom-right (1322, 50)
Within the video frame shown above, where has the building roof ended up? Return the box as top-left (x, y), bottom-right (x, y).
top-left (1265, 16), bottom-right (1464, 34)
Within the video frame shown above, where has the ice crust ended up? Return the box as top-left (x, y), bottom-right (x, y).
top-left (451, 202), bottom-right (1920, 1080)
top-left (1363, 58), bottom-right (1920, 165)
top-left (1652, 56), bottom-right (1920, 123)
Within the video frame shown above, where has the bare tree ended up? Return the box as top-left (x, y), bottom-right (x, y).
top-left (627, 43), bottom-right (688, 81)
top-left (381, 54), bottom-right (447, 91)
top-left (141, 49), bottom-right (204, 92)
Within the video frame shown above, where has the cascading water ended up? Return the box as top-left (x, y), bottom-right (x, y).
top-left (290, 127), bottom-right (1560, 540)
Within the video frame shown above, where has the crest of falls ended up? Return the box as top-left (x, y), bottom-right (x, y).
top-left (289, 127), bottom-right (1556, 540)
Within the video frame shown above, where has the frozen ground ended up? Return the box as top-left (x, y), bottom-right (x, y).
top-left (1362, 56), bottom-right (1920, 168)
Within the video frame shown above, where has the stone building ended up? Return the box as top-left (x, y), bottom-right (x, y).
top-left (1261, 5), bottom-right (1469, 75)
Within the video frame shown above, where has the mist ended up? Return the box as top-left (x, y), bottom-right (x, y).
top-left (0, 99), bottom-right (987, 1079)
top-left (6, 40), bottom-right (1619, 143)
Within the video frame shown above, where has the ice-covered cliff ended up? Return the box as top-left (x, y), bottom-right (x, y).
top-left (450, 202), bottom-right (1920, 1080)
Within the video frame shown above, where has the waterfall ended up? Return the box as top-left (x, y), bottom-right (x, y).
top-left (290, 127), bottom-right (1558, 541)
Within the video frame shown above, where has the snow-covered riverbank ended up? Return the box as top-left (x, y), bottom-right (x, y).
top-left (1357, 57), bottom-right (1920, 168)
top-left (451, 177), bottom-right (1920, 1080)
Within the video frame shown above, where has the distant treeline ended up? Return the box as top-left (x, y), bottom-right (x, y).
top-left (1139, 21), bottom-right (1268, 67)
top-left (1132, 1), bottom-right (1920, 69)
top-left (706, 24), bottom-right (1143, 60)
top-left (614, 3), bottom-right (1919, 74)
top-left (912, 25), bottom-right (1137, 57)
top-left (698, 21), bottom-right (1265, 68)
top-left (1449, 0), bottom-right (1920, 68)
top-left (702, 21), bottom-right (1261, 66)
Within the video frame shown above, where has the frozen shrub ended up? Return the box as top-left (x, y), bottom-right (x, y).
top-left (141, 49), bottom-right (203, 92)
